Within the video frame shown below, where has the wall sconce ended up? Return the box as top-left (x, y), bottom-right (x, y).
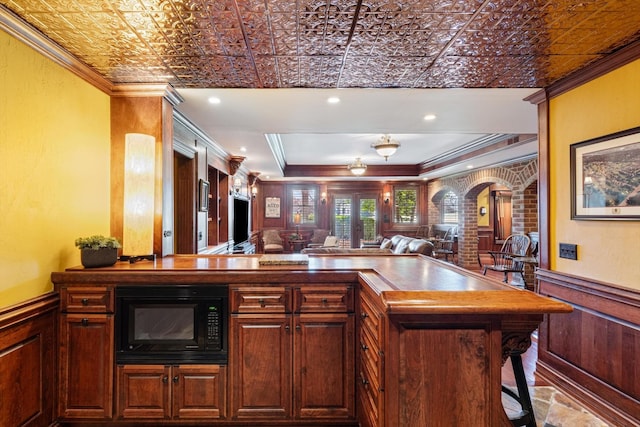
top-left (321, 192), bottom-right (327, 204)
top-left (384, 192), bottom-right (391, 204)
top-left (479, 206), bottom-right (487, 216)
top-left (122, 133), bottom-right (156, 263)
top-left (233, 177), bottom-right (242, 194)
top-left (251, 185), bottom-right (258, 198)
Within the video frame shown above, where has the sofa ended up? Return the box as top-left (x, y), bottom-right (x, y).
top-left (301, 235), bottom-right (433, 256)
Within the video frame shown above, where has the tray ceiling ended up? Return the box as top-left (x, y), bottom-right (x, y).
top-left (3, 0), bottom-right (640, 179)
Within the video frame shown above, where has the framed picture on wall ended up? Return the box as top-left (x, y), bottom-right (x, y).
top-left (265, 197), bottom-right (280, 218)
top-left (199, 179), bottom-right (210, 212)
top-left (571, 126), bottom-right (640, 220)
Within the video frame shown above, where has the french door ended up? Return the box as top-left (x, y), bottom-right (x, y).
top-left (332, 193), bottom-right (378, 248)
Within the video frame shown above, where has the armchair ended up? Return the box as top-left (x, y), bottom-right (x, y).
top-left (482, 234), bottom-right (531, 284)
top-left (262, 229), bottom-right (284, 254)
top-left (307, 229), bottom-right (331, 248)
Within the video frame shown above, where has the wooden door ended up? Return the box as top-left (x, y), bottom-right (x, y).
top-left (173, 365), bottom-right (227, 420)
top-left (294, 313), bottom-right (355, 419)
top-left (229, 315), bottom-right (292, 419)
top-left (59, 313), bottom-right (114, 420)
top-left (116, 365), bottom-right (171, 419)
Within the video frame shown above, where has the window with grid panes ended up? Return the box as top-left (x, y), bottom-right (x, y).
top-left (290, 187), bottom-right (317, 225)
top-left (393, 187), bottom-right (418, 224)
top-left (441, 190), bottom-right (458, 223)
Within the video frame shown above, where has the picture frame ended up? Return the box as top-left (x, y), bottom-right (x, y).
top-left (265, 197), bottom-right (280, 218)
top-left (199, 179), bottom-right (210, 212)
top-left (571, 126), bottom-right (640, 220)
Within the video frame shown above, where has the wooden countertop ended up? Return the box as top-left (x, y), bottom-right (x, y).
top-left (52, 254), bottom-right (572, 315)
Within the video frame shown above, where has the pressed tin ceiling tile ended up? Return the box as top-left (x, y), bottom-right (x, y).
top-left (2, 0), bottom-right (640, 88)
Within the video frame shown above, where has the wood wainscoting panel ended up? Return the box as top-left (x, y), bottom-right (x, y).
top-left (0, 293), bottom-right (59, 427)
top-left (536, 269), bottom-right (640, 427)
top-left (384, 315), bottom-right (503, 427)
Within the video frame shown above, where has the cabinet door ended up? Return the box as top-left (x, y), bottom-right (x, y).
top-left (59, 313), bottom-right (113, 420)
top-left (173, 365), bottom-right (227, 420)
top-left (230, 315), bottom-right (292, 419)
top-left (294, 313), bottom-right (355, 419)
top-left (116, 365), bottom-right (170, 419)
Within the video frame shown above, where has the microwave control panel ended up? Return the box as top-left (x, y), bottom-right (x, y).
top-left (206, 304), bottom-right (222, 350)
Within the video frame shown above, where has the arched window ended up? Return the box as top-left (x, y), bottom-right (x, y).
top-left (441, 191), bottom-right (458, 223)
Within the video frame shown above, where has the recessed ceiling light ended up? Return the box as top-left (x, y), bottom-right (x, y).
top-left (208, 96), bottom-right (221, 104)
top-left (423, 114), bottom-right (436, 121)
top-left (327, 97), bottom-right (340, 104)
top-left (240, 146), bottom-right (247, 152)
top-left (467, 165), bottom-right (474, 169)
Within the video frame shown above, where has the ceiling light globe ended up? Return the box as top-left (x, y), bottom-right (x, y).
top-left (348, 158), bottom-right (367, 176)
top-left (371, 135), bottom-right (400, 161)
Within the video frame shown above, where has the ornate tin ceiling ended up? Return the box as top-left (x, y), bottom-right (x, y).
top-left (3, 0), bottom-right (640, 89)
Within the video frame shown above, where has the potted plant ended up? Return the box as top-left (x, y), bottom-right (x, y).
top-left (75, 235), bottom-right (121, 268)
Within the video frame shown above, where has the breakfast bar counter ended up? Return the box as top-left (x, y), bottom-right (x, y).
top-left (51, 254), bottom-right (571, 427)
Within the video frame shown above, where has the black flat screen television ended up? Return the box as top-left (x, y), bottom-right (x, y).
top-left (233, 198), bottom-right (249, 244)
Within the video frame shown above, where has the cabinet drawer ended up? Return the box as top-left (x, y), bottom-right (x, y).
top-left (359, 299), bottom-right (381, 340)
top-left (358, 370), bottom-right (381, 427)
top-left (294, 286), bottom-right (354, 313)
top-left (230, 287), bottom-right (291, 313)
top-left (360, 328), bottom-right (381, 381)
top-left (61, 287), bottom-right (114, 313)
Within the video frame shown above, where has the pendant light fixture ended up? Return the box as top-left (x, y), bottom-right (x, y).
top-left (371, 134), bottom-right (400, 161)
top-left (348, 158), bottom-right (367, 176)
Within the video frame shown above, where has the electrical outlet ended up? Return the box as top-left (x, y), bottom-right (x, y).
top-left (559, 243), bottom-right (577, 260)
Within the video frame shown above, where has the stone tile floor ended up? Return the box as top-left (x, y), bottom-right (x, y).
top-left (467, 262), bottom-right (612, 426)
top-left (502, 385), bottom-right (610, 427)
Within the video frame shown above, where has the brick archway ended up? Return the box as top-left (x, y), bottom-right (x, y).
top-left (428, 159), bottom-right (538, 271)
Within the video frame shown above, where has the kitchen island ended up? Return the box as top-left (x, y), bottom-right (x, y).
top-left (51, 254), bottom-right (571, 426)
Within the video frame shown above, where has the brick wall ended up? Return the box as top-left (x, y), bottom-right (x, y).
top-left (427, 158), bottom-right (538, 285)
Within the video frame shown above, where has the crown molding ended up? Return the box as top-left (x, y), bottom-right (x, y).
top-left (111, 84), bottom-right (184, 105)
top-left (0, 5), bottom-right (112, 94)
top-left (546, 38), bottom-right (640, 99)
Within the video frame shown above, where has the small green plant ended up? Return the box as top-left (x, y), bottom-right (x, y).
top-left (75, 235), bottom-right (121, 250)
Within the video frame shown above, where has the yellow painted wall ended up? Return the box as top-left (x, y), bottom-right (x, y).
top-left (0, 30), bottom-right (111, 308)
top-left (477, 187), bottom-right (490, 226)
top-left (549, 59), bottom-right (640, 290)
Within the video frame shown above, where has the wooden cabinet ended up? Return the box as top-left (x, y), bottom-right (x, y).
top-left (58, 287), bottom-right (114, 420)
top-left (358, 284), bottom-right (385, 427)
top-left (229, 285), bottom-right (355, 422)
top-left (116, 364), bottom-right (227, 420)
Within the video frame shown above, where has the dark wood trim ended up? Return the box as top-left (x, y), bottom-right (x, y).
top-left (546, 39), bottom-right (640, 100)
top-left (534, 94), bottom-right (550, 270)
top-left (0, 292), bottom-right (59, 427)
top-left (284, 164), bottom-right (420, 178)
top-left (536, 269), bottom-right (639, 427)
top-left (0, 291), bottom-right (59, 327)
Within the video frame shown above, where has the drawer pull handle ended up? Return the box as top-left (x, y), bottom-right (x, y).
top-left (81, 318), bottom-right (89, 326)
top-left (162, 376), bottom-right (168, 384)
top-left (295, 324), bottom-right (301, 331)
top-left (258, 298), bottom-right (265, 306)
top-left (81, 298), bottom-right (89, 306)
top-left (361, 343), bottom-right (368, 351)
top-left (173, 376), bottom-right (179, 384)
top-left (321, 298), bottom-right (328, 304)
top-left (361, 312), bottom-right (369, 320)
top-left (361, 377), bottom-right (369, 386)
top-left (285, 325), bottom-right (290, 331)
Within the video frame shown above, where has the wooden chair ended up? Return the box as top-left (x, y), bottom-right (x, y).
top-left (433, 228), bottom-right (456, 262)
top-left (482, 234), bottom-right (531, 284)
top-left (262, 229), bottom-right (284, 254)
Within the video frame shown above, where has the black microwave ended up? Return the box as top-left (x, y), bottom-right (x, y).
top-left (115, 285), bottom-right (228, 364)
